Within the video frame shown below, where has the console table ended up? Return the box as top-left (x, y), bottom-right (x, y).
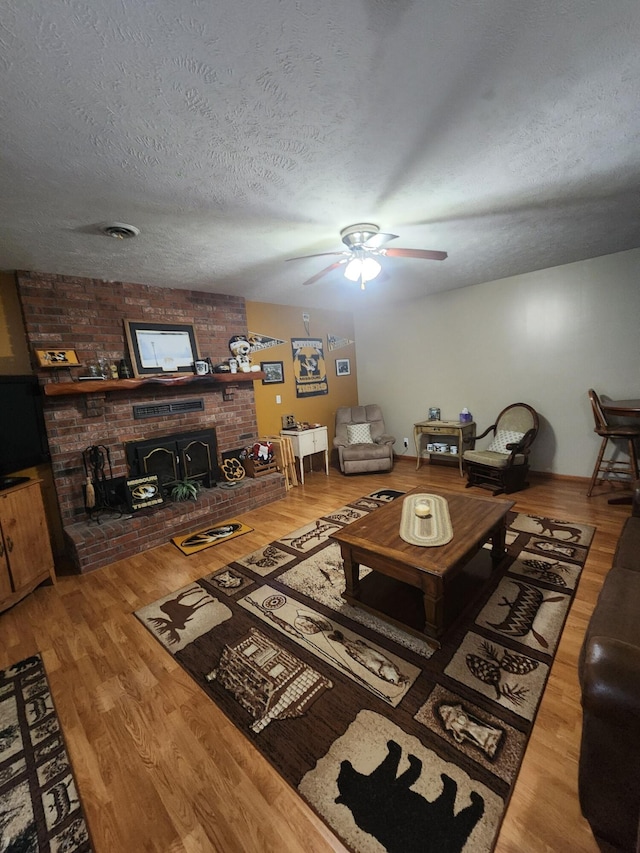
top-left (280, 426), bottom-right (329, 485)
top-left (414, 420), bottom-right (476, 477)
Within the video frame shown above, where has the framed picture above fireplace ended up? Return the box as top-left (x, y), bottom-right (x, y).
top-left (124, 320), bottom-right (199, 377)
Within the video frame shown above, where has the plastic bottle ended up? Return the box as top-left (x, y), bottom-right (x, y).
top-left (460, 407), bottom-right (472, 423)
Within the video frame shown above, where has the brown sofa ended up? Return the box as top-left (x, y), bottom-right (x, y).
top-left (578, 482), bottom-right (640, 852)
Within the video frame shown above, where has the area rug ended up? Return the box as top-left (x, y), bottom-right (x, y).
top-left (0, 653), bottom-right (92, 853)
top-left (136, 491), bottom-right (594, 853)
top-left (171, 518), bottom-right (253, 555)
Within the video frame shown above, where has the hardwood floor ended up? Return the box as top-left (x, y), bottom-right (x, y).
top-left (0, 459), bottom-right (627, 852)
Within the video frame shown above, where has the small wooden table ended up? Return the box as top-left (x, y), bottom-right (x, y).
top-left (280, 426), bottom-right (329, 485)
top-left (331, 487), bottom-right (514, 642)
top-left (414, 420), bottom-right (476, 476)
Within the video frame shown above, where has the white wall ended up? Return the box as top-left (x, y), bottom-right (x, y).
top-left (354, 248), bottom-right (640, 477)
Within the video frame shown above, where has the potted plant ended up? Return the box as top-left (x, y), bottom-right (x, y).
top-left (169, 479), bottom-right (200, 502)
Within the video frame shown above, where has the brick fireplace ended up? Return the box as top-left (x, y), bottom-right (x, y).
top-left (15, 271), bottom-right (286, 573)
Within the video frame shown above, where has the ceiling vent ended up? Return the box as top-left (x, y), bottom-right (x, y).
top-left (102, 223), bottom-right (140, 239)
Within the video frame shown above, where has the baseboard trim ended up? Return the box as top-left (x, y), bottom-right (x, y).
top-left (393, 453), bottom-right (591, 484)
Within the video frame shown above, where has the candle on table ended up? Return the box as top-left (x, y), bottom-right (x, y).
top-left (414, 500), bottom-right (431, 518)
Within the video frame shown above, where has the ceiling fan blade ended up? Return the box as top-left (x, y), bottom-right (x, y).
top-left (363, 231), bottom-right (398, 249)
top-left (286, 251), bottom-right (346, 262)
top-left (301, 260), bottom-right (347, 286)
top-left (384, 247), bottom-right (448, 261)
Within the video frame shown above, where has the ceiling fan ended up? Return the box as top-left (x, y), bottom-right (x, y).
top-left (286, 223), bottom-right (447, 289)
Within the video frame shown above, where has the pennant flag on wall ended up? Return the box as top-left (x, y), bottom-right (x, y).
top-left (327, 334), bottom-right (354, 351)
top-left (248, 332), bottom-right (287, 352)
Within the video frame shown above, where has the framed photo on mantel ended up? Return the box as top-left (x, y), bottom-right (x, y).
top-left (124, 320), bottom-right (199, 377)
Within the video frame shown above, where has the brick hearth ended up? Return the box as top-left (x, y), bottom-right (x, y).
top-left (64, 474), bottom-right (285, 573)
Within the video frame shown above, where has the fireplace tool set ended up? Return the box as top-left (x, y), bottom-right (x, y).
top-left (83, 445), bottom-right (125, 522)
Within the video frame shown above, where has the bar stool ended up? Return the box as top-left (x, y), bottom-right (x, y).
top-left (587, 389), bottom-right (640, 496)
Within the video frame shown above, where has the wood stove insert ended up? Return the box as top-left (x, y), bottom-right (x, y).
top-left (125, 429), bottom-right (219, 490)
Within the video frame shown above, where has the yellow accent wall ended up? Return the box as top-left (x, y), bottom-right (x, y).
top-left (245, 302), bottom-right (358, 447)
top-left (0, 271), bottom-right (31, 373)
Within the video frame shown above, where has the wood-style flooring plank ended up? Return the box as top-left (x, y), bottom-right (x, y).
top-left (0, 458), bottom-right (627, 852)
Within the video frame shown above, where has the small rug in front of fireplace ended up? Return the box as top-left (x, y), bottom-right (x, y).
top-left (172, 519), bottom-right (253, 555)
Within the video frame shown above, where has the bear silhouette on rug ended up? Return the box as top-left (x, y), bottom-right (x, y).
top-left (335, 739), bottom-right (484, 853)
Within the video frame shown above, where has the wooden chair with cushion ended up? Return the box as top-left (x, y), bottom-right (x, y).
top-left (463, 403), bottom-right (539, 495)
top-left (333, 404), bottom-right (396, 474)
top-left (587, 388), bottom-right (640, 497)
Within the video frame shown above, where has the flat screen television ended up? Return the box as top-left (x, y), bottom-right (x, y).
top-left (0, 375), bottom-right (51, 487)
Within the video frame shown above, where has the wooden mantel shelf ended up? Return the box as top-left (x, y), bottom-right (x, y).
top-left (43, 371), bottom-right (265, 397)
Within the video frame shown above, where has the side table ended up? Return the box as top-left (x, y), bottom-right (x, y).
top-left (280, 426), bottom-right (329, 485)
top-left (413, 420), bottom-right (476, 477)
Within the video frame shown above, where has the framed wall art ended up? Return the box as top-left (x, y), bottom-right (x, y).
top-left (260, 360), bottom-right (285, 384)
top-left (34, 349), bottom-right (80, 368)
top-left (336, 358), bottom-right (351, 376)
top-left (124, 320), bottom-right (199, 377)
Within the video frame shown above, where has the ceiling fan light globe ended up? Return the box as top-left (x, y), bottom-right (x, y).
top-left (362, 257), bottom-right (382, 281)
top-left (344, 257), bottom-right (381, 283)
top-left (344, 258), bottom-right (362, 281)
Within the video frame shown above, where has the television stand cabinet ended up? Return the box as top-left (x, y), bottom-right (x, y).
top-left (0, 479), bottom-right (56, 613)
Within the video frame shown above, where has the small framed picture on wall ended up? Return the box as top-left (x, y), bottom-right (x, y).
top-left (336, 358), bottom-right (351, 376)
top-left (261, 361), bottom-right (285, 384)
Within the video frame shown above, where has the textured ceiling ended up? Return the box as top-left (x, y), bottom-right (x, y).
top-left (2, 0), bottom-right (640, 310)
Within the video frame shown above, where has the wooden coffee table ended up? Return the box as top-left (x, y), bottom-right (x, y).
top-left (331, 487), bottom-right (515, 643)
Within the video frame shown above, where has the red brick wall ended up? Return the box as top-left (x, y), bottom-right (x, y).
top-left (16, 271), bottom-right (264, 526)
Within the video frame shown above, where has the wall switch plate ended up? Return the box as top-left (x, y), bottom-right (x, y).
top-left (275, 394), bottom-right (281, 404)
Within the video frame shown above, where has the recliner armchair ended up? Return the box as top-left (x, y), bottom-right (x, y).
top-left (334, 405), bottom-right (396, 474)
top-left (462, 403), bottom-right (539, 495)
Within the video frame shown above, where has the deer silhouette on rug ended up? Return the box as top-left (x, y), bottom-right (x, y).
top-left (148, 587), bottom-right (215, 645)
